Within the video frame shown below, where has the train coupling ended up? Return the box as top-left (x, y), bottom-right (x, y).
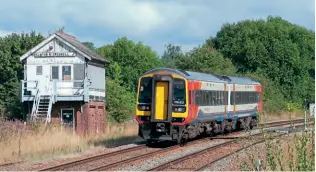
top-left (156, 123), bottom-right (166, 132)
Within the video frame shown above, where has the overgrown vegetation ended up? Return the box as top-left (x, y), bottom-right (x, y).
top-left (0, 16), bottom-right (314, 122)
top-left (240, 115), bottom-right (315, 171)
top-left (0, 118), bottom-right (138, 163)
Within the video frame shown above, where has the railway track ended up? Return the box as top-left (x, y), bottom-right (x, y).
top-left (39, 144), bottom-right (148, 171)
top-left (89, 138), bottom-right (210, 171)
top-left (40, 119), bottom-right (306, 171)
top-left (147, 132), bottom-right (286, 171)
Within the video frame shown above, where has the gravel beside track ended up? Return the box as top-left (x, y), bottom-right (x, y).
top-left (117, 139), bottom-right (228, 171)
top-left (49, 145), bottom-right (159, 171)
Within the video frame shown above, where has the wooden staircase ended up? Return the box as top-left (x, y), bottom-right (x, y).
top-left (31, 94), bottom-right (53, 124)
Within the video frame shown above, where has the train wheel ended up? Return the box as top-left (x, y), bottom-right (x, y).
top-left (249, 118), bottom-right (257, 129)
top-left (146, 140), bottom-right (157, 146)
top-left (178, 133), bottom-right (188, 147)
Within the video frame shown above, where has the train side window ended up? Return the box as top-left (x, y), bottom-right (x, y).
top-left (204, 91), bottom-right (208, 106)
top-left (212, 91), bottom-right (216, 105)
top-left (196, 90), bottom-right (201, 105)
top-left (236, 92), bottom-right (240, 105)
top-left (244, 92), bottom-right (247, 104)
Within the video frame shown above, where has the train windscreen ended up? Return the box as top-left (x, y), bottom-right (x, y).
top-left (138, 77), bottom-right (152, 103)
top-left (173, 79), bottom-right (186, 105)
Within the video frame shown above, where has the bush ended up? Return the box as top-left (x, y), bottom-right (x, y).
top-left (106, 78), bottom-right (135, 123)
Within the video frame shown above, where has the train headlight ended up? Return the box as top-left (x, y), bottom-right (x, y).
top-left (172, 106), bottom-right (186, 112)
top-left (138, 104), bottom-right (151, 111)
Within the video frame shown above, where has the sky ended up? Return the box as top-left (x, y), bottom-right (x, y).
top-left (0, 0), bottom-right (314, 55)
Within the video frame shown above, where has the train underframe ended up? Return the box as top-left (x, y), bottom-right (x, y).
top-left (138, 116), bottom-right (258, 145)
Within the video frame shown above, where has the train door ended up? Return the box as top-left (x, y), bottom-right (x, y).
top-left (154, 81), bottom-right (169, 120)
top-left (227, 84), bottom-right (233, 113)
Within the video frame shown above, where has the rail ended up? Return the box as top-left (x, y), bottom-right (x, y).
top-left (39, 119), bottom-right (306, 171)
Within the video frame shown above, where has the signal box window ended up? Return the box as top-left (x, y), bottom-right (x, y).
top-left (62, 66), bottom-right (71, 81)
top-left (36, 66), bottom-right (42, 75)
top-left (51, 66), bottom-right (59, 80)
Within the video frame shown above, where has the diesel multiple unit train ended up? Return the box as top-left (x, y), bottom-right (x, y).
top-left (135, 68), bottom-right (263, 144)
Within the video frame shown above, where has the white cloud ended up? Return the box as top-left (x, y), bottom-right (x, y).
top-left (0, 0), bottom-right (313, 54)
top-left (1, 0), bottom-right (312, 37)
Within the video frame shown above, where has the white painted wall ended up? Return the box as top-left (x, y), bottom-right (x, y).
top-left (25, 38), bottom-right (85, 95)
top-left (87, 64), bottom-right (105, 98)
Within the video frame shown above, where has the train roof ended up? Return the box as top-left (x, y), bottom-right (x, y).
top-left (142, 68), bottom-right (261, 85)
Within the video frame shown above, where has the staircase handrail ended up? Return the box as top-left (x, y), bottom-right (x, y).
top-left (46, 94), bottom-right (54, 124)
top-left (31, 85), bottom-right (39, 118)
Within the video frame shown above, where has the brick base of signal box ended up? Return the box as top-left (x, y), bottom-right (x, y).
top-left (76, 101), bottom-right (106, 136)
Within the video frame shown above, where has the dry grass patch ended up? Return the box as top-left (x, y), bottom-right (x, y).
top-left (0, 120), bottom-right (139, 164)
top-left (0, 122), bottom-right (88, 164)
top-left (261, 110), bottom-right (305, 122)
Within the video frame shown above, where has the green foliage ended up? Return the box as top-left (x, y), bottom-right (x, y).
top-left (0, 16), bottom-right (314, 121)
top-left (176, 45), bottom-right (236, 75)
top-left (212, 16), bottom-right (315, 107)
top-left (105, 78), bottom-right (135, 123)
top-left (161, 44), bottom-right (185, 68)
top-left (82, 42), bottom-right (96, 51)
top-left (0, 31), bottom-right (44, 119)
top-left (97, 37), bottom-right (162, 92)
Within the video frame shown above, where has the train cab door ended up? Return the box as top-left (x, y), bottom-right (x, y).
top-left (154, 81), bottom-right (169, 121)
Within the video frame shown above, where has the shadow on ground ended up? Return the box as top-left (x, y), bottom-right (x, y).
top-left (92, 135), bottom-right (146, 148)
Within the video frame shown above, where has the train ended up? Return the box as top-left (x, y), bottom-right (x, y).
top-left (135, 68), bottom-right (263, 145)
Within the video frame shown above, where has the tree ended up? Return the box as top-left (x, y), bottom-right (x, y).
top-left (211, 16), bottom-right (315, 105)
top-left (161, 44), bottom-right (184, 68)
top-left (176, 45), bottom-right (236, 75)
top-left (97, 37), bottom-right (162, 92)
top-left (82, 42), bottom-right (96, 51)
top-left (0, 31), bottom-right (44, 119)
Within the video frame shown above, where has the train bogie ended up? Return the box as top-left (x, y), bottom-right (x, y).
top-left (135, 68), bottom-right (262, 144)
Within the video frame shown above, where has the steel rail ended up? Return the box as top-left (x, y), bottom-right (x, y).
top-left (39, 144), bottom-right (148, 171)
top-left (148, 132), bottom-right (287, 171)
top-left (40, 118), bottom-right (307, 171)
top-left (89, 138), bottom-right (210, 171)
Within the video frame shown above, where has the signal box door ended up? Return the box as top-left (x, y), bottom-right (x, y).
top-left (154, 81), bottom-right (169, 120)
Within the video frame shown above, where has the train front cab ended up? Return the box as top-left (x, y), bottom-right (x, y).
top-left (135, 72), bottom-right (189, 144)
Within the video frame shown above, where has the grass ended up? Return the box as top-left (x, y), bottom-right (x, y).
top-left (0, 119), bottom-right (139, 164)
top-left (0, 110), bottom-right (310, 166)
top-left (240, 112), bottom-right (315, 171)
top-left (262, 110), bottom-right (306, 122)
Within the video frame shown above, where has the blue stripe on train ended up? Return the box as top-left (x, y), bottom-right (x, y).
top-left (196, 109), bottom-right (258, 122)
